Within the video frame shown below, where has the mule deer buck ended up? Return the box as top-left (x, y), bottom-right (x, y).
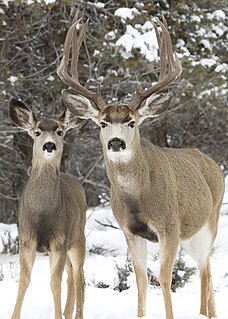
top-left (57, 14), bottom-right (225, 319)
top-left (9, 98), bottom-right (86, 319)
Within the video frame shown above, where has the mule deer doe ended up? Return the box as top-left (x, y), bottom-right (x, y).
top-left (57, 14), bottom-right (225, 319)
top-left (9, 98), bottom-right (86, 319)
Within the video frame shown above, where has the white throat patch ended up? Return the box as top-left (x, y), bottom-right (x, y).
top-left (117, 173), bottom-right (136, 190)
top-left (106, 149), bottom-right (133, 163)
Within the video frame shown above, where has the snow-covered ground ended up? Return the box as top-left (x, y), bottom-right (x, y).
top-left (0, 177), bottom-right (228, 319)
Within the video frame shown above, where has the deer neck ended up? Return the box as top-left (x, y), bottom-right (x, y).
top-left (24, 160), bottom-right (61, 213)
top-left (104, 137), bottom-right (148, 194)
top-left (30, 158), bottom-right (61, 184)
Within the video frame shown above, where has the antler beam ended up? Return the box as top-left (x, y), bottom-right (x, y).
top-left (57, 12), bottom-right (107, 111)
top-left (128, 16), bottom-right (182, 111)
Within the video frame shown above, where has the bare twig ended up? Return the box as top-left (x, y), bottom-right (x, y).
top-left (95, 219), bottom-right (119, 229)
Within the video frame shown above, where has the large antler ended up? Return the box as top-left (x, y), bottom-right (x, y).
top-left (128, 16), bottom-right (182, 111)
top-left (57, 12), bottom-right (107, 111)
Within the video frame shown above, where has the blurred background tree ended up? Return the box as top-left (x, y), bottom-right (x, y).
top-left (0, 0), bottom-right (227, 223)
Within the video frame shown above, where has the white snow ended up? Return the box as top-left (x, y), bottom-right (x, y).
top-left (105, 31), bottom-right (116, 41)
top-left (200, 39), bottom-right (212, 50)
top-left (116, 24), bottom-right (158, 62)
top-left (0, 223), bottom-right (18, 253)
top-left (176, 39), bottom-right (185, 48)
top-left (190, 15), bottom-right (201, 23)
top-left (215, 63), bottom-right (228, 74)
top-left (94, 2), bottom-right (105, 9)
top-left (93, 50), bottom-right (100, 57)
top-left (2, 0), bottom-right (57, 5)
top-left (27, 0), bottom-right (56, 4)
top-left (207, 10), bottom-right (226, 21)
top-left (192, 58), bottom-right (217, 68)
top-left (212, 24), bottom-right (225, 37)
top-left (0, 176), bottom-right (228, 319)
top-left (8, 75), bottom-right (18, 83)
top-left (114, 8), bottom-right (139, 22)
top-left (141, 21), bottom-right (154, 31)
top-left (47, 75), bottom-right (55, 81)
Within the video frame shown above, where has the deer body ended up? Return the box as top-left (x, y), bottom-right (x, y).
top-left (107, 139), bottom-right (223, 243)
top-left (19, 169), bottom-right (85, 254)
top-left (57, 13), bottom-right (225, 318)
top-left (9, 99), bottom-right (86, 319)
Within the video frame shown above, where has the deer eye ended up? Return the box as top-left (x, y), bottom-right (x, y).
top-left (35, 130), bottom-right (41, 137)
top-left (128, 121), bottom-right (135, 128)
top-left (100, 122), bottom-right (108, 128)
top-left (57, 130), bottom-right (63, 136)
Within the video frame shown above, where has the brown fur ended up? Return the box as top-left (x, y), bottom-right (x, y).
top-left (9, 98), bottom-right (86, 319)
top-left (107, 138), bottom-right (224, 242)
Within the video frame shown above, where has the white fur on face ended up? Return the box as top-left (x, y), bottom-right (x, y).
top-left (100, 123), bottom-right (136, 163)
top-left (43, 149), bottom-right (56, 158)
top-left (33, 133), bottom-right (62, 161)
top-left (107, 149), bottom-right (133, 163)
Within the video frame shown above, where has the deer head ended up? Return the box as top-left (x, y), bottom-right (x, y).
top-left (9, 98), bottom-right (78, 163)
top-left (57, 13), bottom-right (182, 162)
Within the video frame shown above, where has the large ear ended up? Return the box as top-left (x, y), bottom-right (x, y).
top-left (9, 98), bottom-right (36, 130)
top-left (137, 92), bottom-right (173, 124)
top-left (62, 89), bottom-right (99, 124)
top-left (58, 108), bottom-right (84, 132)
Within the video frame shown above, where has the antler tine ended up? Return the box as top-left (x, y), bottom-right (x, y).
top-left (129, 17), bottom-right (182, 111)
top-left (57, 14), bottom-right (106, 111)
top-left (154, 22), bottom-right (166, 81)
top-left (156, 18), bottom-right (176, 71)
top-left (71, 19), bottom-right (89, 81)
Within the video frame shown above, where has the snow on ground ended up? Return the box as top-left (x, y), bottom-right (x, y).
top-left (0, 178), bottom-right (228, 319)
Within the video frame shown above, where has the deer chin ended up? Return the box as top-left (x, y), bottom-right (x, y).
top-left (43, 149), bottom-right (56, 158)
top-left (106, 149), bottom-right (132, 163)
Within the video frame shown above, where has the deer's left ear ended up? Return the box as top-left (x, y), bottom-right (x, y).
top-left (137, 92), bottom-right (173, 124)
top-left (58, 108), bottom-right (83, 132)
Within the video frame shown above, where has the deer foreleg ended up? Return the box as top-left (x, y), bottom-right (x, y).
top-left (67, 242), bottom-right (85, 319)
top-left (11, 240), bottom-right (36, 319)
top-left (125, 234), bottom-right (148, 318)
top-left (64, 255), bottom-right (76, 319)
top-left (159, 234), bottom-right (179, 319)
top-left (49, 247), bottom-right (66, 319)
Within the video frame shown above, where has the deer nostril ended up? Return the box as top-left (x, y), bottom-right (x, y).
top-left (108, 138), bottom-right (126, 152)
top-left (43, 142), bottom-right (56, 153)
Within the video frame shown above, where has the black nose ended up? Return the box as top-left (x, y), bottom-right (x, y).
top-left (108, 138), bottom-right (126, 152)
top-left (43, 142), bottom-right (56, 153)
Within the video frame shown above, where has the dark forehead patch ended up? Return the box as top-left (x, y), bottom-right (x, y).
top-left (37, 119), bottom-right (60, 132)
top-left (102, 104), bottom-right (134, 123)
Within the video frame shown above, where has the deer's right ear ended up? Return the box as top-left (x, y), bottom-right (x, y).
top-left (62, 89), bottom-right (99, 124)
top-left (9, 98), bottom-right (36, 130)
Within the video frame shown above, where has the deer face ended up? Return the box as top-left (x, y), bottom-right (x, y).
top-left (98, 104), bottom-right (139, 162)
top-left (31, 118), bottom-right (65, 160)
top-left (9, 98), bottom-right (78, 163)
